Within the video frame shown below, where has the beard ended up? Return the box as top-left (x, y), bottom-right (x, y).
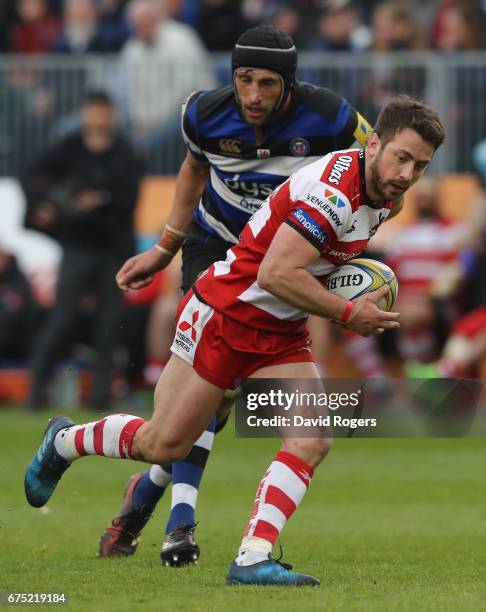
top-left (369, 152), bottom-right (409, 203)
top-left (369, 156), bottom-right (389, 202)
top-left (241, 104), bottom-right (281, 128)
top-left (242, 110), bottom-right (269, 126)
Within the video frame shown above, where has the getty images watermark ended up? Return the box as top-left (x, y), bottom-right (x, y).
top-left (245, 386), bottom-right (367, 429)
top-left (234, 378), bottom-right (486, 438)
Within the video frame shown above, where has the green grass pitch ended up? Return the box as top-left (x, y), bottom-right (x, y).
top-left (2, 408), bottom-right (486, 611)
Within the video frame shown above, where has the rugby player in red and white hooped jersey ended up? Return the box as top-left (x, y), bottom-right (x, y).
top-left (26, 95), bottom-right (446, 586)
top-left (100, 24), bottom-right (376, 566)
top-left (384, 176), bottom-right (470, 362)
top-left (191, 148), bottom-right (395, 343)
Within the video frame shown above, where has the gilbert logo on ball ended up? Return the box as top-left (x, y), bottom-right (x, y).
top-left (325, 258), bottom-right (398, 311)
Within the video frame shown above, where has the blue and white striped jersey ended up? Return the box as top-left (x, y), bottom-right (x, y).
top-left (182, 82), bottom-right (371, 244)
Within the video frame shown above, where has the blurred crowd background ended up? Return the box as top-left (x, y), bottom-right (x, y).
top-left (0, 0), bottom-right (486, 409)
top-left (1, 0), bottom-right (485, 57)
top-left (1, 0), bottom-right (486, 174)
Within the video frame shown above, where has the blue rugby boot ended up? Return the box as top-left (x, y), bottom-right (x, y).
top-left (25, 415), bottom-right (75, 507)
top-left (226, 554), bottom-right (320, 586)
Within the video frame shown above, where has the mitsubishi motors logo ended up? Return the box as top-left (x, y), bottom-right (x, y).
top-left (178, 310), bottom-right (199, 341)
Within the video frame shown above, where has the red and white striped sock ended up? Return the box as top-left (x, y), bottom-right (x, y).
top-left (54, 414), bottom-right (145, 462)
top-left (236, 451), bottom-right (313, 565)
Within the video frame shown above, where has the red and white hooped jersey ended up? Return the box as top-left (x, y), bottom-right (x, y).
top-left (385, 218), bottom-right (467, 293)
top-left (195, 148), bottom-right (392, 335)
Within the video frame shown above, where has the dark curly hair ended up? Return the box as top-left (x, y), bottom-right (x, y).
top-left (374, 95), bottom-right (446, 151)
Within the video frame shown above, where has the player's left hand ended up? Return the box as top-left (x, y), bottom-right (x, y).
top-left (343, 286), bottom-right (400, 337)
top-left (116, 248), bottom-right (172, 291)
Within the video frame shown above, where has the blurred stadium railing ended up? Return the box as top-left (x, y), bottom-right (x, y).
top-left (0, 52), bottom-right (485, 176)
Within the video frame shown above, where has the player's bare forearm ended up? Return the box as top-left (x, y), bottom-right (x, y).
top-left (259, 262), bottom-right (349, 320)
top-left (259, 262), bottom-right (399, 336)
top-left (165, 152), bottom-right (209, 231)
top-left (257, 224), bottom-right (399, 336)
top-left (257, 224), bottom-right (349, 320)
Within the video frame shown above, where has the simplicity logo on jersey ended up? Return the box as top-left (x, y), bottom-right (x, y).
top-left (292, 209), bottom-right (326, 244)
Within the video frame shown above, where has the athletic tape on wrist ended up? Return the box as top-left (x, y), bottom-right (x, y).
top-left (165, 224), bottom-right (187, 239)
top-left (153, 244), bottom-right (175, 257)
top-left (157, 224), bottom-right (186, 255)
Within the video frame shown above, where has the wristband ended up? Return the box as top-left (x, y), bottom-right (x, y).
top-left (153, 244), bottom-right (175, 257)
top-left (165, 224), bottom-right (187, 239)
top-left (340, 300), bottom-right (354, 322)
top-left (157, 224), bottom-right (187, 255)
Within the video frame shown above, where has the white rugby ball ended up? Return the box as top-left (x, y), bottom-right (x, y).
top-left (325, 258), bottom-right (398, 311)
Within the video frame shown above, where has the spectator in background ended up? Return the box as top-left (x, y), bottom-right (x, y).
top-left (98, 0), bottom-right (130, 21)
top-left (36, 0), bottom-right (130, 153)
top-left (172, 0), bottom-right (200, 27)
top-left (370, 0), bottom-right (424, 51)
top-left (433, 0), bottom-right (486, 171)
top-left (94, 0), bottom-right (131, 50)
top-left (197, 0), bottom-right (250, 51)
top-left (264, 2), bottom-right (307, 48)
top-left (24, 91), bottom-right (143, 410)
top-left (0, 245), bottom-right (37, 362)
top-left (433, 0), bottom-right (486, 50)
top-left (0, 68), bottom-right (41, 176)
top-left (307, 0), bottom-right (369, 52)
top-left (117, 0), bottom-right (216, 172)
top-left (0, 1), bottom-right (17, 52)
top-left (52, 0), bottom-right (128, 53)
top-left (430, 0), bottom-right (455, 49)
top-left (296, 0), bottom-right (367, 103)
top-left (9, 0), bottom-right (61, 54)
top-left (241, 0), bottom-right (310, 26)
top-left (356, 0), bottom-right (426, 119)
